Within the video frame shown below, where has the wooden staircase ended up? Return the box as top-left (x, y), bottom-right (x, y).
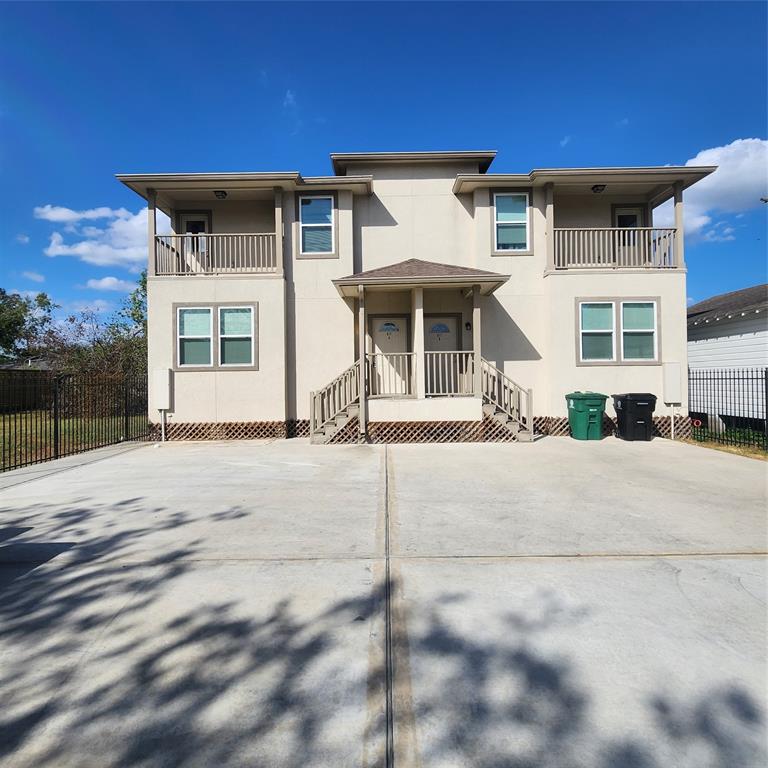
top-left (479, 358), bottom-right (535, 442)
top-left (310, 362), bottom-right (361, 445)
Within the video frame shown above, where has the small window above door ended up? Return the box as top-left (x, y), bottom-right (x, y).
top-left (178, 212), bottom-right (211, 234)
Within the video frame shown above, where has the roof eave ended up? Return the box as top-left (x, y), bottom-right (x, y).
top-left (332, 273), bottom-right (510, 298)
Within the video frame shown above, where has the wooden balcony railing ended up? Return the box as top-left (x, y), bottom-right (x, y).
top-left (154, 233), bottom-right (278, 275)
top-left (366, 353), bottom-right (415, 397)
top-left (425, 351), bottom-right (475, 396)
top-left (554, 227), bottom-right (677, 270)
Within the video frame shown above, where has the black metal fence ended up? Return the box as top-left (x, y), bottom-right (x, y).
top-left (688, 367), bottom-right (768, 451)
top-left (1, 370), bottom-right (150, 472)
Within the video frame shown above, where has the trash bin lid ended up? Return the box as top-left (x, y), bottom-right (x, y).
top-left (566, 391), bottom-right (608, 400)
top-left (612, 393), bottom-right (657, 401)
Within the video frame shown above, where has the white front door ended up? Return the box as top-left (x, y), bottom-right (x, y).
top-left (370, 316), bottom-right (411, 396)
top-left (424, 316), bottom-right (469, 394)
top-left (179, 213), bottom-right (210, 269)
top-left (614, 207), bottom-right (644, 264)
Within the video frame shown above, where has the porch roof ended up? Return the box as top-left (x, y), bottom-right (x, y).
top-left (333, 258), bottom-right (510, 297)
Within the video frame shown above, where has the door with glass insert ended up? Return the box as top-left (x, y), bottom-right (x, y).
top-left (613, 207), bottom-right (643, 266)
top-left (179, 213), bottom-right (210, 272)
top-left (424, 316), bottom-right (468, 395)
top-left (370, 317), bottom-right (411, 396)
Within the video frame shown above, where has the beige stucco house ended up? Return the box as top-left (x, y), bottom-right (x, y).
top-left (117, 151), bottom-right (714, 443)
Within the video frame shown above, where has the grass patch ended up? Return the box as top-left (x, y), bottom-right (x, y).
top-left (682, 437), bottom-right (768, 461)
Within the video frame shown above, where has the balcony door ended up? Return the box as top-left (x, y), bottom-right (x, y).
top-left (613, 207), bottom-right (644, 265)
top-left (179, 213), bottom-right (210, 271)
top-left (369, 316), bottom-right (411, 396)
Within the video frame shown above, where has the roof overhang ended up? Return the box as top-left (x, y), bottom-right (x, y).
top-left (452, 166), bottom-right (716, 206)
top-left (331, 150), bottom-right (497, 175)
top-left (116, 172), bottom-right (373, 214)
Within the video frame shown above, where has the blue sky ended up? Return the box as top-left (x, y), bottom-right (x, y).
top-left (1, 1), bottom-right (766, 315)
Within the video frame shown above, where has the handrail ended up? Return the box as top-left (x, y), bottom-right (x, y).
top-left (480, 358), bottom-right (533, 433)
top-left (366, 352), bottom-right (415, 397)
top-left (425, 351), bottom-right (474, 396)
top-left (310, 361), bottom-right (361, 436)
top-left (553, 227), bottom-right (677, 269)
top-left (154, 233), bottom-right (278, 275)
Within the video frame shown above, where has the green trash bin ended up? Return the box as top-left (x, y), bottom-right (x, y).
top-left (565, 392), bottom-right (608, 440)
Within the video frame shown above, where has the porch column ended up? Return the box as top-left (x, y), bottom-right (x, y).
top-left (673, 181), bottom-right (685, 269)
top-left (412, 287), bottom-right (425, 399)
top-left (273, 187), bottom-right (284, 273)
top-left (544, 182), bottom-right (555, 272)
top-left (358, 284), bottom-right (367, 440)
top-left (147, 188), bottom-right (157, 277)
top-left (472, 285), bottom-right (482, 396)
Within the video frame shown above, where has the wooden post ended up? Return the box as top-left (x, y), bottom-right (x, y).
top-left (673, 181), bottom-right (685, 269)
top-left (147, 188), bottom-right (157, 277)
top-left (544, 182), bottom-right (554, 272)
top-left (273, 186), bottom-right (283, 273)
top-left (358, 285), bottom-right (367, 440)
top-left (472, 285), bottom-right (482, 397)
top-left (412, 287), bottom-right (425, 399)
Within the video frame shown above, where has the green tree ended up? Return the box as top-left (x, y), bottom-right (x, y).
top-left (0, 289), bottom-right (57, 362)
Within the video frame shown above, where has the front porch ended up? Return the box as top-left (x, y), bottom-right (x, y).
top-left (310, 259), bottom-right (534, 444)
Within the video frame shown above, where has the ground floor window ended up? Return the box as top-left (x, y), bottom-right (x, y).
top-left (577, 298), bottom-right (658, 365)
top-left (175, 303), bottom-right (257, 370)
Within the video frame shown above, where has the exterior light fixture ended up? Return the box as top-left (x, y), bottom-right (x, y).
top-left (214, 190), bottom-right (228, 199)
top-left (591, 184), bottom-right (606, 194)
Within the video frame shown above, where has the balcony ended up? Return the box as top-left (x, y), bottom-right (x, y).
top-left (554, 227), bottom-right (678, 270)
top-left (154, 233), bottom-right (279, 275)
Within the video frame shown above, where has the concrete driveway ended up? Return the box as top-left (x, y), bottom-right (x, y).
top-left (0, 438), bottom-right (765, 767)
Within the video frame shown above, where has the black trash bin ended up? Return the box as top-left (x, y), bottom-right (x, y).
top-left (612, 393), bottom-right (657, 441)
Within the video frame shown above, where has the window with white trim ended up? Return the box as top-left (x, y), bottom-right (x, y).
top-left (299, 195), bottom-right (334, 254)
top-left (494, 192), bottom-right (529, 251)
top-left (579, 302), bottom-right (615, 362)
top-left (621, 301), bottom-right (657, 361)
top-left (577, 300), bottom-right (659, 364)
top-left (219, 306), bottom-right (254, 366)
top-left (177, 307), bottom-right (213, 367)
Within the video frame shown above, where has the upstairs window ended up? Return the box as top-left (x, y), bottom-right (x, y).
top-left (299, 195), bottom-right (334, 254)
top-left (494, 192), bottom-right (529, 251)
top-left (178, 307), bottom-right (213, 367)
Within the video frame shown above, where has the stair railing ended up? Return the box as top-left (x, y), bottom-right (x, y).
top-left (310, 361), bottom-right (361, 436)
top-left (480, 358), bottom-right (533, 433)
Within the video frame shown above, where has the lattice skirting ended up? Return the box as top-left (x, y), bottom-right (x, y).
top-left (340, 416), bottom-right (517, 445)
top-left (150, 421), bottom-right (287, 441)
top-left (535, 415), bottom-right (691, 440)
top-left (286, 419), bottom-right (310, 438)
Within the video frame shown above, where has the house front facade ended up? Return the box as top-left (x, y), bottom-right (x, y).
top-left (118, 151), bottom-right (714, 443)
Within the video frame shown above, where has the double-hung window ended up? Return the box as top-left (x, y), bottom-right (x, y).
top-left (579, 302), bottom-right (615, 362)
top-left (219, 306), bottom-right (254, 366)
top-left (178, 308), bottom-right (213, 367)
top-left (494, 193), bottom-right (529, 251)
top-left (621, 302), bottom-right (657, 360)
top-left (299, 195), bottom-right (334, 254)
top-left (578, 299), bottom-right (658, 364)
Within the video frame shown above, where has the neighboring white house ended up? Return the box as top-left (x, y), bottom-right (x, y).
top-left (688, 284), bottom-right (768, 431)
top-left (117, 150), bottom-right (715, 443)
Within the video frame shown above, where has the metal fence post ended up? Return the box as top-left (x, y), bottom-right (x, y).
top-left (52, 376), bottom-right (60, 460)
top-left (123, 377), bottom-right (130, 441)
top-left (764, 367), bottom-right (768, 450)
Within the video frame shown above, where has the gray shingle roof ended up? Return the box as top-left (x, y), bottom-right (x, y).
top-left (687, 283), bottom-right (768, 327)
top-left (336, 258), bottom-right (505, 282)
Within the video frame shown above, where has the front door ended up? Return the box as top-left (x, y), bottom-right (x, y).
top-left (613, 207), bottom-right (644, 265)
top-left (424, 316), bottom-right (469, 395)
top-left (370, 316), bottom-right (411, 396)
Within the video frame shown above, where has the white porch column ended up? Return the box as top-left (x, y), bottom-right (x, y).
top-left (358, 284), bottom-right (367, 440)
top-left (147, 188), bottom-right (157, 277)
top-left (544, 182), bottom-right (554, 272)
top-left (273, 186), bottom-right (284, 273)
top-left (673, 181), bottom-right (685, 269)
top-left (472, 285), bottom-right (482, 396)
top-left (412, 286), bottom-right (425, 399)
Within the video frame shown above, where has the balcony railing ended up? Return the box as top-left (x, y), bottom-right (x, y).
top-left (425, 351), bottom-right (475, 397)
top-left (154, 233), bottom-right (278, 275)
top-left (554, 227), bottom-right (677, 270)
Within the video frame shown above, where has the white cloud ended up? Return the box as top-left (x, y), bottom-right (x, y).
top-left (34, 204), bottom-right (131, 224)
top-left (283, 89), bottom-right (296, 108)
top-left (10, 289), bottom-right (39, 300)
top-left (16, 233), bottom-right (30, 244)
top-left (69, 299), bottom-right (112, 314)
top-left (654, 138), bottom-right (768, 240)
top-left (559, 135), bottom-right (571, 148)
top-left (41, 206), bottom-right (170, 271)
top-left (85, 276), bottom-right (135, 292)
top-left (21, 271), bottom-right (45, 283)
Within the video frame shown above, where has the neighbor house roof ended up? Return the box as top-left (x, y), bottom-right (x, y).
top-left (687, 283), bottom-right (768, 328)
top-left (332, 258), bottom-right (509, 297)
top-left (331, 151), bottom-right (497, 175)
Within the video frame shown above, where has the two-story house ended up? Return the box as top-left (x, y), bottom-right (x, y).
top-left (117, 151), bottom-right (714, 443)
